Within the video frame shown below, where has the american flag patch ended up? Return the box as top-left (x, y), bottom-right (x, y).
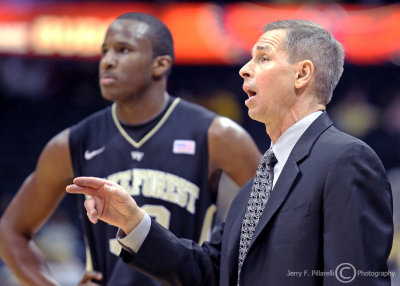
top-left (173, 140), bottom-right (196, 155)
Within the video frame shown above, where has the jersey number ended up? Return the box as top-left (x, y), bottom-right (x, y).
top-left (109, 204), bottom-right (171, 256)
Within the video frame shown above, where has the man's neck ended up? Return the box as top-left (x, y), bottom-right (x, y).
top-left (115, 90), bottom-right (169, 125)
top-left (267, 104), bottom-right (325, 143)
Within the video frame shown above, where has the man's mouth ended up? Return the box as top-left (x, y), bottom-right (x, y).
top-left (101, 77), bottom-right (116, 84)
top-left (100, 73), bottom-right (117, 85)
top-left (243, 86), bottom-right (257, 98)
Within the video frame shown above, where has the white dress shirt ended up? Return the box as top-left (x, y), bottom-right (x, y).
top-left (271, 111), bottom-right (323, 187)
top-left (118, 111), bottom-right (323, 253)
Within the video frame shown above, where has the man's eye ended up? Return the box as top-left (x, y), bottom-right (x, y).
top-left (260, 55), bottom-right (269, 62)
top-left (119, 47), bottom-right (129, 53)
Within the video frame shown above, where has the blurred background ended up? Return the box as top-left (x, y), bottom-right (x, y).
top-left (0, 0), bottom-right (399, 285)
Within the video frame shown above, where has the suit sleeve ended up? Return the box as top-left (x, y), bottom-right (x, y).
top-left (323, 142), bottom-right (393, 285)
top-left (120, 219), bottom-right (223, 286)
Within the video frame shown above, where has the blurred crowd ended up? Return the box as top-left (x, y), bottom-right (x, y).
top-left (0, 44), bottom-right (399, 284)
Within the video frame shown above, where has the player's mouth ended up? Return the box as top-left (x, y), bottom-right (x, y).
top-left (100, 73), bottom-right (117, 85)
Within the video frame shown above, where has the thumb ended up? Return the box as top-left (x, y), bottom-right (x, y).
top-left (84, 197), bottom-right (99, 224)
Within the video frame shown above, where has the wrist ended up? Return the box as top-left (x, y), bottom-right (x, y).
top-left (121, 208), bottom-right (145, 234)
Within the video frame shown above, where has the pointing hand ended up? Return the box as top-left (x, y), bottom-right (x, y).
top-left (66, 177), bottom-right (144, 234)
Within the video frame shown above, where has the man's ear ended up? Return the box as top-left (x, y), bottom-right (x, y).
top-left (294, 60), bottom-right (313, 89)
top-left (152, 55), bottom-right (172, 78)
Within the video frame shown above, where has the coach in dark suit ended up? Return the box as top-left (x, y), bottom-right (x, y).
top-left (67, 20), bottom-right (393, 286)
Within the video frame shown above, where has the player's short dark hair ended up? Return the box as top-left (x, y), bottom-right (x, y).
top-left (117, 12), bottom-right (175, 63)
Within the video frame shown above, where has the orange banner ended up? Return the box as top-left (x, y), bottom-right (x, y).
top-left (0, 2), bottom-right (399, 65)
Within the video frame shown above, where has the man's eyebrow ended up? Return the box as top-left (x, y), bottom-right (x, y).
top-left (256, 45), bottom-right (272, 52)
top-left (101, 41), bottom-right (133, 48)
top-left (116, 41), bottom-right (133, 46)
top-left (250, 45), bottom-right (272, 55)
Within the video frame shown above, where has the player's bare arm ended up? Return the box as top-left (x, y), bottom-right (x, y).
top-left (208, 116), bottom-right (261, 188)
top-left (0, 129), bottom-right (74, 286)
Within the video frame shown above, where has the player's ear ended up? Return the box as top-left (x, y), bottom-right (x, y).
top-left (294, 60), bottom-right (313, 89)
top-left (152, 55), bottom-right (172, 78)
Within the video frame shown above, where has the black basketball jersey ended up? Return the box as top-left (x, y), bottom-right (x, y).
top-left (69, 97), bottom-right (217, 285)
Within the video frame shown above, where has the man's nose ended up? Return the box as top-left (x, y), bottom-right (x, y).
top-left (100, 51), bottom-right (117, 70)
top-left (239, 61), bottom-right (253, 79)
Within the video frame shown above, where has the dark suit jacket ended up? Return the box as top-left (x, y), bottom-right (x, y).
top-left (121, 112), bottom-right (393, 286)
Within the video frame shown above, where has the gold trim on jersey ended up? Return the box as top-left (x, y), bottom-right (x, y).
top-left (198, 204), bottom-right (217, 245)
top-left (84, 236), bottom-right (94, 271)
top-left (111, 97), bottom-right (181, 148)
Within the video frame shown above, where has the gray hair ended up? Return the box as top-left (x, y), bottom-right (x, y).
top-left (264, 20), bottom-right (344, 105)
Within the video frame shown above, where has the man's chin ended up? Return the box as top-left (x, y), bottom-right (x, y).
top-left (101, 90), bottom-right (121, 102)
top-left (247, 110), bottom-right (261, 122)
top-left (101, 94), bottom-right (115, 102)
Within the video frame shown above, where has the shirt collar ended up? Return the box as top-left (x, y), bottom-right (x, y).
top-left (272, 111), bottom-right (323, 165)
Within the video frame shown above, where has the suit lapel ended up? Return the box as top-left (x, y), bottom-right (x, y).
top-left (225, 179), bottom-right (254, 284)
top-left (247, 112), bottom-right (334, 253)
top-left (248, 157), bottom-right (299, 251)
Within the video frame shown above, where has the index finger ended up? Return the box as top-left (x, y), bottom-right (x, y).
top-left (66, 184), bottom-right (97, 196)
top-left (73, 176), bottom-right (119, 189)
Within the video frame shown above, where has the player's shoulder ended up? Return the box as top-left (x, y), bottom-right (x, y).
top-left (71, 105), bottom-right (112, 131)
top-left (173, 97), bottom-right (248, 138)
top-left (175, 97), bottom-right (217, 118)
top-left (68, 105), bottom-right (112, 146)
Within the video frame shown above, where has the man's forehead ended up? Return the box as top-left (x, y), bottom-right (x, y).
top-left (252, 29), bottom-right (286, 53)
top-left (110, 19), bottom-right (150, 39)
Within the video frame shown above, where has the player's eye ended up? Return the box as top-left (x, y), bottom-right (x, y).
top-left (118, 47), bottom-right (130, 54)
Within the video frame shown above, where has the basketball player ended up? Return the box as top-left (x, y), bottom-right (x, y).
top-left (0, 13), bottom-right (261, 286)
